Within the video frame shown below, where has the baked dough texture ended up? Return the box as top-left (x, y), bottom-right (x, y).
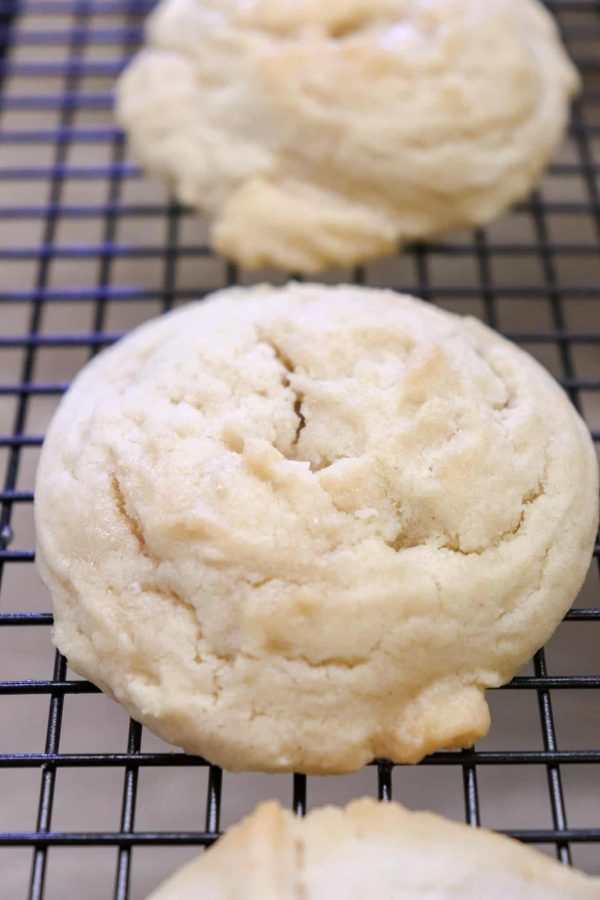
top-left (35, 284), bottom-right (598, 773)
top-left (147, 798), bottom-right (600, 898)
top-left (116, 0), bottom-right (579, 273)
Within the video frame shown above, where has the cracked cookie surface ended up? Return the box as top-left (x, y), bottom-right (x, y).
top-left (147, 798), bottom-right (600, 899)
top-left (116, 0), bottom-right (579, 272)
top-left (35, 284), bottom-right (598, 773)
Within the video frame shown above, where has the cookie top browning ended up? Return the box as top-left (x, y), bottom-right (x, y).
top-left (148, 798), bottom-right (600, 898)
top-left (117, 0), bottom-right (578, 271)
top-left (35, 284), bottom-right (598, 773)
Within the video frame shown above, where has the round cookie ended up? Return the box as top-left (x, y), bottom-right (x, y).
top-left (35, 284), bottom-right (598, 773)
top-left (117, 0), bottom-right (579, 272)
top-left (147, 798), bottom-right (600, 898)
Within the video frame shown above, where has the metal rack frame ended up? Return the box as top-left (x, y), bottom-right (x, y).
top-left (0, 1), bottom-right (599, 897)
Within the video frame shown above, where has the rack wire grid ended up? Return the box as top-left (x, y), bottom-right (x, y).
top-left (0, 0), bottom-right (599, 897)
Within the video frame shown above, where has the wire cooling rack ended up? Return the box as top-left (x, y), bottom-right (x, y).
top-left (0, 0), bottom-right (599, 897)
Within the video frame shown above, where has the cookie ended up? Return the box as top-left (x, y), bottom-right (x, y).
top-left (35, 284), bottom-right (598, 773)
top-left (116, 0), bottom-right (578, 272)
top-left (147, 798), bottom-right (600, 898)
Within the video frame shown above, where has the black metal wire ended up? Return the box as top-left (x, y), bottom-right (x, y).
top-left (293, 775), bottom-right (307, 818)
top-left (1, 827), bottom-right (598, 848)
top-left (377, 762), bottom-right (393, 803)
top-left (1, 0), bottom-right (599, 896)
top-left (114, 720), bottom-right (143, 900)
top-left (3, 284), bottom-right (600, 304)
top-left (29, 653), bottom-right (68, 899)
top-left (2, 673), bottom-right (600, 696)
top-left (4, 750), bottom-right (600, 769)
top-left (534, 651), bottom-right (572, 865)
